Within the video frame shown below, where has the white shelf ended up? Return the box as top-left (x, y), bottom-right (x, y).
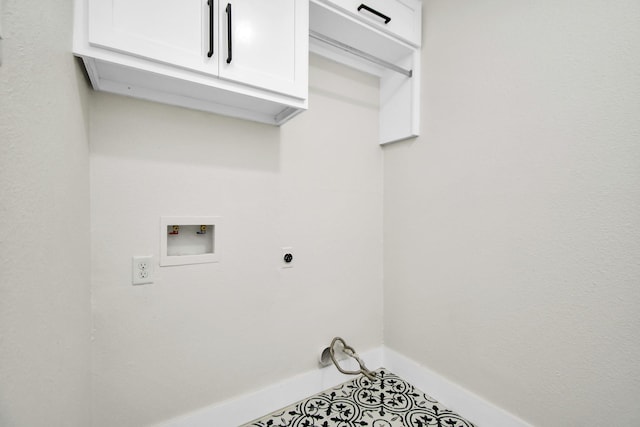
top-left (309, 0), bottom-right (421, 144)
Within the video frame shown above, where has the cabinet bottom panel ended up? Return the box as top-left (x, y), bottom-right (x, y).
top-left (81, 57), bottom-right (307, 126)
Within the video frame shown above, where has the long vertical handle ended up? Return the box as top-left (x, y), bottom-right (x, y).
top-left (357, 4), bottom-right (391, 24)
top-left (207, 0), bottom-right (214, 58)
top-left (225, 3), bottom-right (232, 64)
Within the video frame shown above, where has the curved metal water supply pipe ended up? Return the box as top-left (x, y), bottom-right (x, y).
top-left (322, 337), bottom-right (376, 381)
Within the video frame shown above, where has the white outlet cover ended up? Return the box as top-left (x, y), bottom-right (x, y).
top-left (132, 255), bottom-right (154, 285)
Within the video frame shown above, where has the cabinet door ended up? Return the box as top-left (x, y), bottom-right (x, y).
top-left (88, 0), bottom-right (218, 74)
top-left (218, 0), bottom-right (308, 99)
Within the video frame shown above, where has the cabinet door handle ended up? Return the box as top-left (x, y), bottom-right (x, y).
top-left (225, 3), bottom-right (232, 64)
top-left (357, 4), bottom-right (391, 24)
top-left (207, 0), bottom-right (214, 58)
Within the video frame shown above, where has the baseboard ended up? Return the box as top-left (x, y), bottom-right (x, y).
top-left (155, 347), bottom-right (384, 427)
top-left (156, 346), bottom-right (530, 427)
top-left (383, 346), bottom-right (533, 427)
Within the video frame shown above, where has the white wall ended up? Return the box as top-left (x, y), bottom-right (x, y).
top-left (384, 1), bottom-right (640, 426)
top-left (0, 0), bottom-right (91, 426)
top-left (89, 54), bottom-right (383, 427)
top-left (4, 1), bottom-right (637, 425)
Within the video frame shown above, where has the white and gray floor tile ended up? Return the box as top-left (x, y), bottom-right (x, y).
top-left (242, 369), bottom-right (476, 427)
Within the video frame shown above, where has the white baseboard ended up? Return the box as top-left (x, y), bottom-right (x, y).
top-left (155, 346), bottom-right (530, 427)
top-left (383, 346), bottom-right (532, 427)
top-left (155, 347), bottom-right (384, 427)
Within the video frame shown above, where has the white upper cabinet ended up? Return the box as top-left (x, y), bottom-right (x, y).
top-left (317, 0), bottom-right (421, 47)
top-left (309, 0), bottom-right (422, 145)
top-left (219, 0), bottom-right (306, 99)
top-left (75, 0), bottom-right (308, 125)
top-left (88, 0), bottom-right (217, 75)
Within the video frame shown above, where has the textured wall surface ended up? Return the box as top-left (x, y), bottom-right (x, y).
top-left (89, 54), bottom-right (383, 427)
top-left (0, 0), bottom-right (91, 426)
top-left (4, 1), bottom-right (639, 425)
top-left (384, 1), bottom-right (640, 426)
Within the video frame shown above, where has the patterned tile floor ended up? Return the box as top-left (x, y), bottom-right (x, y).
top-left (242, 368), bottom-right (476, 427)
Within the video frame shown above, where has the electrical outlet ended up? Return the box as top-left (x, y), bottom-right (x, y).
top-left (281, 247), bottom-right (294, 268)
top-left (132, 255), bottom-right (154, 285)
